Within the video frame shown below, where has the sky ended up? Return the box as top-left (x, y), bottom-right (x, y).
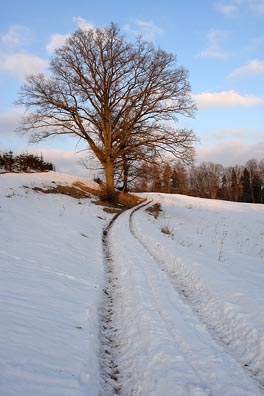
top-left (0, 0), bottom-right (264, 176)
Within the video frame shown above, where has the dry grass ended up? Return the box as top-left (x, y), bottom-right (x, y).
top-left (32, 180), bottom-right (103, 200)
top-left (91, 199), bottom-right (122, 214)
top-left (32, 181), bottom-right (144, 210)
top-left (160, 224), bottom-right (174, 238)
top-left (72, 181), bottom-right (102, 197)
top-left (117, 191), bottom-right (144, 208)
top-left (32, 185), bottom-right (91, 199)
top-left (145, 203), bottom-right (162, 219)
top-left (161, 225), bottom-right (171, 235)
top-left (103, 207), bottom-right (122, 214)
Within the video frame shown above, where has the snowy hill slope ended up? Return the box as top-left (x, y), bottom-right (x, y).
top-left (1, 173), bottom-right (264, 395)
top-left (0, 172), bottom-right (112, 396)
top-left (133, 193), bottom-right (264, 384)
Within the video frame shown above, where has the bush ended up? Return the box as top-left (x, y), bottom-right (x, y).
top-left (0, 151), bottom-right (55, 173)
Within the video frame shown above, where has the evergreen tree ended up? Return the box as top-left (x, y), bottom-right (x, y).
top-left (240, 168), bottom-right (251, 202)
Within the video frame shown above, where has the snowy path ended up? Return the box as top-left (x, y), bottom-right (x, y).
top-left (107, 205), bottom-right (263, 396)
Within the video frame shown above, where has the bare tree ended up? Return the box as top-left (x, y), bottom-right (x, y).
top-left (196, 162), bottom-right (224, 199)
top-left (116, 128), bottom-right (196, 192)
top-left (16, 23), bottom-right (197, 201)
top-left (115, 144), bottom-right (158, 192)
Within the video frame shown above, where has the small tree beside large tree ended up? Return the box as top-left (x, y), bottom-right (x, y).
top-left (17, 23), bottom-right (197, 201)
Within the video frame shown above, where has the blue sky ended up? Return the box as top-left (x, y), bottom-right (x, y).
top-left (0, 0), bottom-right (264, 175)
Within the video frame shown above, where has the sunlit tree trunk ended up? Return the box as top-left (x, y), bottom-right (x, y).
top-left (104, 157), bottom-right (116, 202)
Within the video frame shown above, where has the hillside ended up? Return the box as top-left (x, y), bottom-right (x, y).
top-left (0, 172), bottom-right (264, 395)
top-left (0, 172), bottom-right (113, 395)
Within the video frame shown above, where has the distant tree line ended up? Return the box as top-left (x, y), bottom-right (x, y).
top-left (0, 151), bottom-right (55, 173)
top-left (133, 158), bottom-right (264, 204)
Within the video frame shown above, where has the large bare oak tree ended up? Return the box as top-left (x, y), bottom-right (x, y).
top-left (17, 23), bottom-right (197, 200)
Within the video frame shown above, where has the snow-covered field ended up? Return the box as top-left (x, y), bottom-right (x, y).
top-left (0, 172), bottom-right (112, 396)
top-left (133, 193), bottom-right (264, 383)
top-left (109, 196), bottom-right (264, 395)
top-left (1, 172), bottom-right (264, 395)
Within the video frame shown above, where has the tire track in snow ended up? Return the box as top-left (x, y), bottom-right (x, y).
top-left (98, 202), bottom-right (150, 395)
top-left (111, 209), bottom-right (212, 395)
top-left (99, 203), bottom-right (263, 395)
top-left (128, 209), bottom-right (213, 396)
top-left (99, 212), bottom-right (123, 396)
top-left (130, 203), bottom-right (264, 395)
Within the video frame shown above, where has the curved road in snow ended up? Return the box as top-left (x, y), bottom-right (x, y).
top-left (102, 204), bottom-right (263, 396)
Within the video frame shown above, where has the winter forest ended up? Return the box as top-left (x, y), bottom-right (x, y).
top-left (132, 158), bottom-right (264, 204)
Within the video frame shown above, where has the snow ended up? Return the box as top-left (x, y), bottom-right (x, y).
top-left (132, 193), bottom-right (264, 388)
top-left (109, 204), bottom-right (263, 395)
top-left (0, 172), bottom-right (111, 396)
top-left (1, 174), bottom-right (264, 395)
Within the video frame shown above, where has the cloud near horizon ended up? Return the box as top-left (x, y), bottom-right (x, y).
top-left (196, 138), bottom-right (264, 166)
top-left (209, 127), bottom-right (263, 141)
top-left (29, 148), bottom-right (95, 177)
top-left (0, 107), bottom-right (101, 177)
top-left (193, 90), bottom-right (264, 109)
top-left (0, 108), bottom-right (23, 131)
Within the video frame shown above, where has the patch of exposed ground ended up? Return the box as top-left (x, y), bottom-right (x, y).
top-left (32, 181), bottom-right (145, 210)
top-left (32, 184), bottom-right (92, 199)
top-left (145, 202), bottom-right (162, 219)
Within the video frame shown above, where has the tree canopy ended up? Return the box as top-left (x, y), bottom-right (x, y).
top-left (17, 23), bottom-right (197, 201)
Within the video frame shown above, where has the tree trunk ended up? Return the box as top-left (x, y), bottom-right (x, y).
top-left (104, 158), bottom-right (116, 203)
top-left (122, 157), bottom-right (129, 192)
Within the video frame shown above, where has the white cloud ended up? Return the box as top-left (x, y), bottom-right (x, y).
top-left (200, 29), bottom-right (229, 58)
top-left (229, 59), bottom-right (264, 77)
top-left (46, 17), bottom-right (93, 54)
top-left (0, 108), bottom-right (24, 134)
top-left (214, 2), bottom-right (238, 16)
top-left (1, 24), bottom-right (31, 49)
top-left (248, 0), bottom-right (264, 13)
top-left (215, 0), bottom-right (264, 16)
top-left (193, 90), bottom-right (264, 108)
top-left (197, 124), bottom-right (264, 165)
top-left (46, 33), bottom-right (69, 53)
top-left (73, 17), bottom-right (93, 31)
top-left (209, 127), bottom-right (262, 140)
top-left (0, 108), bottom-right (28, 151)
top-left (0, 52), bottom-right (47, 79)
top-left (29, 148), bottom-right (90, 176)
top-left (196, 138), bottom-right (264, 165)
top-left (124, 19), bottom-right (163, 41)
top-left (0, 25), bottom-right (47, 80)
